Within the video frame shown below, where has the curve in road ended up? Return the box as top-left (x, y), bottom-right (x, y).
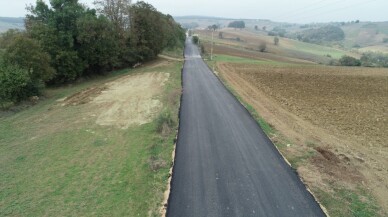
top-left (167, 38), bottom-right (325, 217)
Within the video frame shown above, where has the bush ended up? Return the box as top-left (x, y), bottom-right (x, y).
top-left (339, 55), bottom-right (361, 66)
top-left (360, 52), bottom-right (388, 67)
top-left (259, 42), bottom-right (267, 52)
top-left (155, 109), bottom-right (175, 134)
top-left (383, 38), bottom-right (388, 43)
top-left (0, 64), bottom-right (33, 107)
top-left (192, 35), bottom-right (199, 44)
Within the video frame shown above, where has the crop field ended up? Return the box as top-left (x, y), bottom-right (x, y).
top-left (0, 59), bottom-right (182, 216)
top-left (196, 29), bottom-right (358, 64)
top-left (217, 61), bottom-right (388, 216)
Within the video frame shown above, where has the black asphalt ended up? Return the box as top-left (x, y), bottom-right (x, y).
top-left (166, 38), bottom-right (325, 217)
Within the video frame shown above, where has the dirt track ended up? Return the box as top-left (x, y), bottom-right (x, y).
top-left (218, 62), bottom-right (388, 212)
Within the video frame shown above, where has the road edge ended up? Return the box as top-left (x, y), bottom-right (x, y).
top-left (160, 49), bottom-right (185, 217)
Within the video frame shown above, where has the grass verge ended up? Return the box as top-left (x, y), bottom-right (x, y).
top-left (0, 59), bottom-right (182, 216)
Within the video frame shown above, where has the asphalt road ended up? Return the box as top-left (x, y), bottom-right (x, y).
top-left (166, 38), bottom-right (325, 217)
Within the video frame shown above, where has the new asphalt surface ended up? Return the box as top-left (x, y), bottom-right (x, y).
top-left (166, 38), bottom-right (325, 217)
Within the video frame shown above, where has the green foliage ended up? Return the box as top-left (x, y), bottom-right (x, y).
top-left (360, 52), bottom-right (388, 67)
top-left (155, 109), bottom-right (175, 133)
top-left (297, 25), bottom-right (345, 44)
top-left (3, 35), bottom-right (55, 82)
top-left (130, 2), bottom-right (185, 62)
top-left (0, 63), bottom-right (32, 107)
top-left (228, 21), bottom-right (245, 29)
top-left (339, 55), bottom-right (361, 66)
top-left (192, 35), bottom-right (199, 44)
top-left (274, 36), bottom-right (279, 45)
top-left (76, 14), bottom-right (120, 74)
top-left (270, 27), bottom-right (287, 37)
top-left (26, 0), bottom-right (87, 83)
top-left (383, 38), bottom-right (388, 43)
top-left (0, 29), bottom-right (22, 49)
top-left (259, 42), bottom-right (267, 52)
top-left (0, 0), bottom-right (185, 106)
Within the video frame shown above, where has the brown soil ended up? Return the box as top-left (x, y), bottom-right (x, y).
top-left (62, 71), bottom-right (169, 129)
top-left (218, 62), bottom-right (388, 212)
top-left (63, 86), bottom-right (107, 106)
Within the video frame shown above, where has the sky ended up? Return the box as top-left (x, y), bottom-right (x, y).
top-left (0, 0), bottom-right (387, 23)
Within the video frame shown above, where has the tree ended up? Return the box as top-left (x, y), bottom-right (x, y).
top-left (218, 32), bottom-right (223, 39)
top-left (0, 29), bottom-right (22, 49)
top-left (77, 14), bottom-right (120, 74)
top-left (94, 0), bottom-right (132, 37)
top-left (339, 55), bottom-right (361, 66)
top-left (259, 42), bottom-right (267, 52)
top-left (254, 25), bottom-right (258, 31)
top-left (4, 35), bottom-right (55, 82)
top-left (0, 63), bottom-right (32, 106)
top-left (274, 36), bottom-right (279, 45)
top-left (208, 24), bottom-right (218, 31)
top-left (135, 2), bottom-right (184, 60)
top-left (262, 26), bottom-right (266, 31)
top-left (192, 35), bottom-right (199, 44)
top-left (26, 0), bottom-right (87, 83)
top-left (228, 21), bottom-right (245, 29)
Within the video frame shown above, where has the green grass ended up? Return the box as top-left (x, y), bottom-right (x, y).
top-left (0, 60), bottom-right (182, 216)
top-left (211, 54), bottom-right (294, 66)
top-left (316, 187), bottom-right (380, 217)
top-left (289, 40), bottom-right (347, 58)
top-left (162, 46), bottom-right (184, 59)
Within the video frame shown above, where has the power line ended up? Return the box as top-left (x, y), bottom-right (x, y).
top-left (292, 0), bottom-right (380, 22)
top-left (273, 0), bottom-right (328, 21)
top-left (275, 0), bottom-right (351, 22)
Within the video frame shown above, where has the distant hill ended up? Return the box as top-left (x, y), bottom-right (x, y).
top-left (174, 16), bottom-right (388, 52)
top-left (0, 17), bottom-right (25, 33)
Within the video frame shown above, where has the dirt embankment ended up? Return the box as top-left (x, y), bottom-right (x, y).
top-left (63, 72), bottom-right (170, 129)
top-left (218, 62), bottom-right (388, 213)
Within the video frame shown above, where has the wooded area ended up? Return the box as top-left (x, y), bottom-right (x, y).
top-left (0, 0), bottom-right (185, 107)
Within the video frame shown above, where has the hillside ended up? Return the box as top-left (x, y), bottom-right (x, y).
top-left (0, 17), bottom-right (24, 32)
top-left (176, 16), bottom-right (388, 53)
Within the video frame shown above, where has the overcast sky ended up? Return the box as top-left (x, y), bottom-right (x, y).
top-left (1, 0), bottom-right (387, 23)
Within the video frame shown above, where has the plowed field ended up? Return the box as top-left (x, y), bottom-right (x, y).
top-left (218, 62), bottom-right (388, 213)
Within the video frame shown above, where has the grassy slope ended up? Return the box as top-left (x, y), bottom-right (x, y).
top-left (0, 60), bottom-right (182, 216)
top-left (205, 51), bottom-right (382, 216)
top-left (197, 29), bottom-right (354, 64)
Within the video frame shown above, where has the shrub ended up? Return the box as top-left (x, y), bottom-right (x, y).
top-left (0, 64), bottom-right (33, 107)
top-left (155, 109), bottom-right (175, 135)
top-left (192, 35), bottom-right (199, 44)
top-left (383, 38), bottom-right (388, 43)
top-left (360, 52), bottom-right (388, 67)
top-left (259, 42), bottom-right (267, 52)
top-left (339, 55), bottom-right (361, 66)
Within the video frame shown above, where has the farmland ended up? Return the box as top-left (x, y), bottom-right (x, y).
top-left (0, 58), bottom-right (182, 216)
top-left (198, 27), bottom-right (388, 216)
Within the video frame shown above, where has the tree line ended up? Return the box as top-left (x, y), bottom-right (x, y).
top-left (0, 0), bottom-right (185, 108)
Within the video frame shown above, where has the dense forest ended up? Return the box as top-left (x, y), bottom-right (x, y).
top-left (296, 25), bottom-right (345, 44)
top-left (0, 0), bottom-right (185, 108)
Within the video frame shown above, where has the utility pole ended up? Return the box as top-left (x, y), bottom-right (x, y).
top-left (211, 30), bottom-right (214, 61)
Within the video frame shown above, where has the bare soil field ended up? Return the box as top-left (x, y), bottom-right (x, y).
top-left (218, 62), bottom-right (388, 215)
